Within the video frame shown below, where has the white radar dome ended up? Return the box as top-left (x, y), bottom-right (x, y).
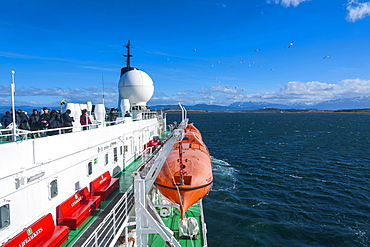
top-left (118, 69), bottom-right (154, 106)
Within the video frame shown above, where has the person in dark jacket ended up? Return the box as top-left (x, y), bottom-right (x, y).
top-left (48, 110), bottom-right (61, 136)
top-left (124, 111), bottom-right (132, 117)
top-left (1, 111), bottom-right (13, 128)
top-left (1, 111), bottom-right (14, 141)
top-left (61, 109), bottom-right (74, 133)
top-left (29, 109), bottom-right (41, 138)
top-left (17, 109), bottom-right (29, 130)
top-left (109, 108), bottom-right (118, 125)
top-left (39, 107), bottom-right (51, 137)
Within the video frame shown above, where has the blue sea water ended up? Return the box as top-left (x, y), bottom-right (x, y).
top-left (167, 113), bottom-right (370, 247)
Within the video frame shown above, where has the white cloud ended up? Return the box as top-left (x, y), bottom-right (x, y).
top-left (346, 0), bottom-right (370, 22)
top-left (215, 3), bottom-right (227, 8)
top-left (4, 78), bottom-right (370, 107)
top-left (267, 0), bottom-right (311, 7)
top-left (250, 78), bottom-right (370, 104)
top-left (149, 79), bottom-right (370, 106)
top-left (0, 85), bottom-right (118, 107)
top-left (207, 86), bottom-right (238, 94)
top-left (177, 92), bottom-right (189, 95)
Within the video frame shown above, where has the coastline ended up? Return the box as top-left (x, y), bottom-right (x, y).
top-left (159, 108), bottom-right (370, 114)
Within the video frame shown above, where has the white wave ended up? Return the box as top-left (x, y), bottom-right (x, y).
top-left (211, 156), bottom-right (232, 166)
top-left (252, 201), bottom-right (270, 208)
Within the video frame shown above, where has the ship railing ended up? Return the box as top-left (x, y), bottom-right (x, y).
top-left (0, 122), bottom-right (102, 141)
top-left (77, 145), bottom-right (163, 247)
top-left (79, 185), bottom-right (135, 247)
top-left (199, 199), bottom-right (208, 247)
top-left (0, 115), bottom-right (159, 144)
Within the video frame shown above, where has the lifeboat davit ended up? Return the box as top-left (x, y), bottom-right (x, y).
top-left (155, 124), bottom-right (213, 219)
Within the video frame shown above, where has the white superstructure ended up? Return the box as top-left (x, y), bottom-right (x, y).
top-left (0, 41), bottom-right (165, 246)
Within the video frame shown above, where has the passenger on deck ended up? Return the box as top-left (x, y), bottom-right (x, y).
top-left (80, 109), bottom-right (91, 131)
top-left (124, 111), bottom-right (131, 117)
top-left (109, 108), bottom-right (118, 125)
top-left (17, 109), bottom-right (29, 130)
top-left (29, 109), bottom-right (41, 138)
top-left (48, 110), bottom-right (61, 136)
top-left (61, 109), bottom-right (74, 133)
top-left (1, 111), bottom-right (13, 128)
top-left (39, 107), bottom-right (51, 137)
top-left (11, 108), bottom-right (19, 127)
top-left (1, 111), bottom-right (13, 141)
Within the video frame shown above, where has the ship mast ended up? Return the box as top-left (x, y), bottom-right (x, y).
top-left (120, 40), bottom-right (135, 77)
top-left (123, 40), bottom-right (133, 68)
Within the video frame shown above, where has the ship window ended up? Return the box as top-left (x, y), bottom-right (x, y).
top-left (0, 204), bottom-right (10, 229)
top-left (87, 162), bottom-right (93, 175)
top-left (105, 153), bottom-right (109, 165)
top-left (75, 181), bottom-right (80, 191)
top-left (120, 146), bottom-right (123, 155)
top-left (49, 179), bottom-right (58, 199)
top-left (114, 147), bottom-right (118, 162)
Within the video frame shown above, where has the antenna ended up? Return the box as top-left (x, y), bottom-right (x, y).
top-left (10, 70), bottom-right (16, 142)
top-left (102, 75), bottom-right (105, 105)
top-left (123, 40), bottom-right (133, 68)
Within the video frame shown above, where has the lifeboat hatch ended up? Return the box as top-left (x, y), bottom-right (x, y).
top-left (174, 175), bottom-right (192, 185)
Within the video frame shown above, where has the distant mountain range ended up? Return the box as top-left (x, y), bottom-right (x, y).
top-left (151, 96), bottom-right (370, 111)
top-left (2, 96), bottom-right (370, 114)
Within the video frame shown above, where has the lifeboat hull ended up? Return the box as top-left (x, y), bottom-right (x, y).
top-left (155, 124), bottom-right (213, 218)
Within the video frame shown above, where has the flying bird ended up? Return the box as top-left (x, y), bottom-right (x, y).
top-left (254, 49), bottom-right (260, 51)
top-left (323, 56), bottom-right (334, 59)
top-left (193, 49), bottom-right (197, 52)
top-left (288, 41), bottom-right (294, 48)
top-left (270, 68), bottom-right (276, 70)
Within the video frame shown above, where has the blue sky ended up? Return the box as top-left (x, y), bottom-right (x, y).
top-left (0, 0), bottom-right (370, 108)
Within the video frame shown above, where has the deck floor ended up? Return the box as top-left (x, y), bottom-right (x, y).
top-left (61, 159), bottom-right (142, 247)
top-left (148, 203), bottom-right (205, 247)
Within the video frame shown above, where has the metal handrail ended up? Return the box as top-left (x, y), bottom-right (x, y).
top-left (79, 185), bottom-right (134, 247)
top-left (77, 143), bottom-right (166, 247)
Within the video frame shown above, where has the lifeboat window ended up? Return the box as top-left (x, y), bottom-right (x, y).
top-left (105, 154), bottom-right (109, 165)
top-left (87, 162), bottom-right (93, 175)
top-left (49, 179), bottom-right (58, 199)
top-left (0, 204), bottom-right (10, 229)
top-left (124, 145), bottom-right (128, 153)
top-left (114, 147), bottom-right (118, 162)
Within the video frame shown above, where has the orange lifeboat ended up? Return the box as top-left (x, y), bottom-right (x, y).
top-left (155, 124), bottom-right (213, 219)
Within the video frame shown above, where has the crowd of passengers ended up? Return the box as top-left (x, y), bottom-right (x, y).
top-left (1, 107), bottom-right (132, 139)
